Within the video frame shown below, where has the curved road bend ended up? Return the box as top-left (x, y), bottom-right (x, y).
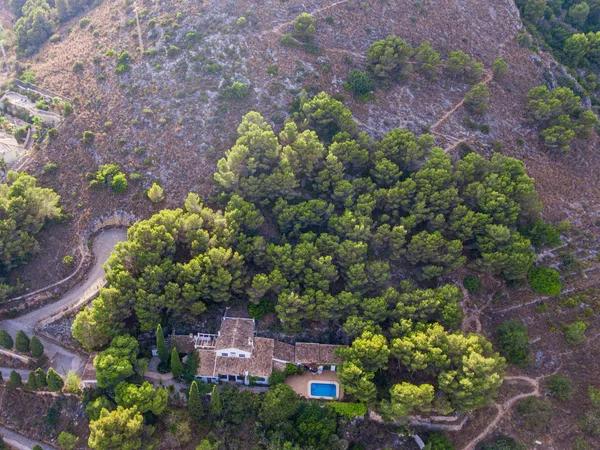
top-left (0, 228), bottom-right (127, 375)
top-left (0, 425), bottom-right (55, 450)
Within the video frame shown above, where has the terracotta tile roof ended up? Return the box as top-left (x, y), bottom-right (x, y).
top-left (196, 337), bottom-right (275, 379)
top-left (273, 340), bottom-right (295, 362)
top-left (170, 335), bottom-right (196, 354)
top-left (197, 349), bottom-right (217, 378)
top-left (215, 317), bottom-right (255, 353)
top-left (294, 343), bottom-right (343, 365)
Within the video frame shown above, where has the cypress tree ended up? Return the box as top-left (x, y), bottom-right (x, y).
top-left (25, 372), bottom-right (39, 390)
top-left (8, 370), bottom-right (22, 388)
top-left (34, 367), bottom-right (47, 387)
top-left (156, 324), bottom-right (169, 364)
top-left (188, 381), bottom-right (204, 421)
top-left (183, 351), bottom-right (200, 382)
top-left (209, 385), bottom-right (222, 418)
top-left (15, 330), bottom-right (30, 353)
top-left (30, 336), bottom-right (44, 358)
top-left (46, 368), bottom-right (64, 391)
top-left (170, 347), bottom-right (183, 379)
top-left (0, 330), bottom-right (13, 349)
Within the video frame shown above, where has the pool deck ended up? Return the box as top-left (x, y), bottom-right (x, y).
top-left (285, 371), bottom-right (344, 400)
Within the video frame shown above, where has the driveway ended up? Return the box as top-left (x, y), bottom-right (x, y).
top-left (0, 228), bottom-right (127, 375)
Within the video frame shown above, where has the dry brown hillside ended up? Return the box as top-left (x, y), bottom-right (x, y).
top-left (1, 1), bottom-right (599, 448)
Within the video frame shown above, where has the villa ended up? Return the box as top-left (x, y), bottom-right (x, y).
top-left (171, 316), bottom-right (344, 396)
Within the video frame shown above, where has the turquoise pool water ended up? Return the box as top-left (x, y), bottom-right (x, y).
top-left (310, 382), bottom-right (337, 398)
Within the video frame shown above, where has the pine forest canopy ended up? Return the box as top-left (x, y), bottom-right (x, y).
top-left (72, 92), bottom-right (544, 414)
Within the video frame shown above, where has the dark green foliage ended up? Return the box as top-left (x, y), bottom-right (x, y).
top-left (464, 83), bottom-right (490, 115)
top-left (259, 384), bottom-right (301, 428)
top-left (115, 51), bottom-right (131, 74)
top-left (33, 367), bottom-right (47, 388)
top-left (545, 374), bottom-right (573, 401)
top-left (495, 321), bottom-right (529, 366)
top-left (292, 13), bottom-right (316, 42)
top-left (294, 402), bottom-right (338, 449)
top-left (183, 351), bottom-right (199, 382)
top-left (14, 0), bottom-right (55, 55)
top-left (89, 164), bottom-right (128, 193)
top-left (424, 432), bottom-right (455, 450)
top-left (528, 266), bottom-right (562, 296)
top-left (0, 330), bottom-right (13, 349)
top-left (156, 324), bottom-right (169, 365)
top-left (210, 385), bottom-right (223, 418)
top-left (221, 81), bottom-right (250, 100)
top-left (188, 381), bottom-right (204, 421)
top-left (446, 50), bottom-right (484, 83)
top-left (8, 370), bottom-right (22, 388)
top-left (15, 330), bottom-right (30, 353)
top-left (515, 397), bottom-right (552, 431)
top-left (492, 58), bottom-right (509, 79)
top-left (527, 85), bottom-right (598, 152)
top-left (93, 335), bottom-right (139, 388)
top-left (46, 368), bottom-right (64, 391)
top-left (564, 320), bottom-right (587, 345)
top-left (463, 275), bottom-right (481, 294)
top-left (0, 172), bottom-right (61, 278)
top-left (367, 35), bottom-right (413, 81)
top-left (30, 335), bottom-right (44, 358)
top-left (170, 347), bottom-right (183, 378)
top-left (525, 220), bottom-right (561, 249)
top-left (345, 70), bottom-right (374, 98)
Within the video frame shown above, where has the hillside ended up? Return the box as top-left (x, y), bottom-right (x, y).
top-left (0, 1), bottom-right (598, 449)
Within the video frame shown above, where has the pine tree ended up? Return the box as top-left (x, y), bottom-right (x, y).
top-left (188, 381), bottom-right (204, 421)
top-left (15, 330), bottom-right (29, 353)
top-left (8, 370), bottom-right (22, 388)
top-left (46, 368), bottom-right (64, 391)
top-left (30, 336), bottom-right (44, 358)
top-left (170, 347), bottom-right (183, 379)
top-left (156, 324), bottom-right (169, 364)
top-left (209, 385), bottom-right (222, 418)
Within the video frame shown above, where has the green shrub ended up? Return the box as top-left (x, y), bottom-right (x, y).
top-left (327, 401), bottom-right (367, 418)
top-left (62, 255), bottom-right (74, 267)
top-left (495, 320), bottom-right (529, 366)
top-left (589, 385), bottom-right (600, 409)
top-left (292, 12), bottom-right (316, 41)
top-left (147, 182), bottom-right (164, 203)
top-left (345, 70), bottom-right (374, 98)
top-left (116, 50), bottom-right (131, 74)
top-left (30, 336), bottom-right (44, 358)
top-left (564, 320), bottom-right (587, 345)
top-left (424, 432), bottom-right (455, 450)
top-left (221, 81), bottom-right (250, 100)
top-left (515, 397), bottom-right (552, 431)
top-left (492, 58), bottom-right (509, 80)
top-left (90, 164), bottom-right (128, 193)
top-left (545, 374), bottom-right (572, 401)
top-left (464, 83), bottom-right (490, 115)
top-left (525, 220), bottom-right (561, 249)
top-left (528, 266), bottom-right (561, 296)
top-left (446, 50), bottom-right (484, 83)
top-left (463, 274), bottom-right (481, 294)
top-left (82, 130), bottom-right (95, 145)
top-left (111, 173), bottom-right (128, 193)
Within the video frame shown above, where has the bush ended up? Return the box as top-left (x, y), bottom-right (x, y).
top-left (8, 370), bottom-right (22, 388)
top-left (116, 50), bottom-right (131, 74)
top-left (424, 432), bottom-right (455, 450)
top-left (111, 173), bottom-right (128, 193)
top-left (46, 368), bottom-right (64, 391)
top-left (492, 58), bottom-right (509, 80)
top-left (293, 12), bottom-right (316, 41)
top-left (147, 182), bottom-right (164, 203)
top-left (0, 330), bottom-right (13, 349)
top-left (446, 50), bottom-right (484, 83)
top-left (15, 330), bottom-right (30, 353)
top-left (90, 164), bottom-right (128, 193)
top-left (564, 320), bottom-right (587, 345)
top-left (495, 321), bottom-right (529, 366)
top-left (545, 374), bottom-right (572, 401)
top-left (525, 220), bottom-right (561, 249)
top-left (57, 431), bottom-right (78, 450)
top-left (43, 162), bottom-right (58, 173)
top-left (62, 255), bottom-right (74, 267)
top-left (463, 274), bottom-right (481, 294)
top-left (221, 81), bottom-right (250, 100)
top-left (464, 83), bottom-right (490, 115)
top-left (528, 266), bottom-right (561, 296)
top-left (515, 397), bottom-right (552, 431)
top-left (82, 130), bottom-right (95, 145)
top-left (345, 70), bottom-right (374, 98)
top-left (327, 401), bottom-right (367, 418)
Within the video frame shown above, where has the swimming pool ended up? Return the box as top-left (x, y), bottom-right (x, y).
top-left (309, 381), bottom-right (338, 399)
